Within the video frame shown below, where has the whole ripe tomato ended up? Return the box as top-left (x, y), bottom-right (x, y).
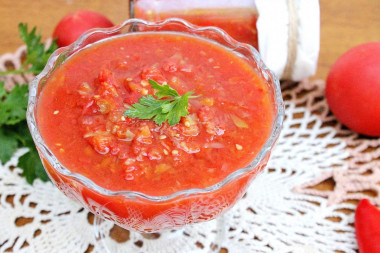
top-left (53, 10), bottom-right (115, 47)
top-left (325, 42), bottom-right (380, 136)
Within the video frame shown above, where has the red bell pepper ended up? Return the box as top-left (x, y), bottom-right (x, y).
top-left (355, 199), bottom-right (380, 253)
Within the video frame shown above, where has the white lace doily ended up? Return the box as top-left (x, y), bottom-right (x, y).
top-left (1, 47), bottom-right (380, 253)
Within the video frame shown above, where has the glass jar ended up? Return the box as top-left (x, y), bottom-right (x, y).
top-left (130, 0), bottom-right (321, 82)
top-left (130, 0), bottom-right (259, 49)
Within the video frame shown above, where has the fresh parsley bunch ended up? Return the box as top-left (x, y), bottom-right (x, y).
top-left (0, 23), bottom-right (57, 184)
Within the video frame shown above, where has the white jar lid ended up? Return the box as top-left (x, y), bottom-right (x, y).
top-left (256, 0), bottom-right (320, 81)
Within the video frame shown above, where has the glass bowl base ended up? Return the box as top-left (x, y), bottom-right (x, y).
top-left (94, 215), bottom-right (226, 253)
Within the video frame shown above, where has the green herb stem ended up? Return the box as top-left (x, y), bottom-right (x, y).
top-left (0, 69), bottom-right (40, 76)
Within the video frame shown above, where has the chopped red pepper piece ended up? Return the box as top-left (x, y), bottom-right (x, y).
top-left (355, 199), bottom-right (380, 253)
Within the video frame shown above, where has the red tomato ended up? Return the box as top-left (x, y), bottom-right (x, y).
top-left (53, 10), bottom-right (115, 47)
top-left (326, 42), bottom-right (380, 136)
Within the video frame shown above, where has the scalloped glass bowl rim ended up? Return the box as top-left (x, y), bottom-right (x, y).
top-left (27, 18), bottom-right (284, 202)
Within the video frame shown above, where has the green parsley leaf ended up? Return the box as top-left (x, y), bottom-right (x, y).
top-left (12, 120), bottom-right (35, 147)
top-left (0, 127), bottom-right (19, 162)
top-left (0, 82), bottom-right (49, 184)
top-left (19, 23), bottom-right (58, 73)
top-left (124, 79), bottom-right (196, 126)
top-left (19, 144), bottom-right (49, 184)
top-left (0, 86), bottom-right (49, 183)
top-left (125, 95), bottom-right (171, 123)
top-left (0, 23), bottom-right (58, 76)
top-left (166, 91), bottom-right (194, 126)
top-left (0, 82), bottom-right (28, 125)
top-left (0, 82), bottom-right (6, 98)
top-left (149, 79), bottom-right (179, 98)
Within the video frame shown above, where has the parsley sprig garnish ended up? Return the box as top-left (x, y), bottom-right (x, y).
top-left (0, 23), bottom-right (57, 184)
top-left (124, 79), bottom-right (198, 126)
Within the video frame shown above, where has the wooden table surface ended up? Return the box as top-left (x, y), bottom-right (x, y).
top-left (0, 0), bottom-right (379, 251)
top-left (1, 0), bottom-right (379, 80)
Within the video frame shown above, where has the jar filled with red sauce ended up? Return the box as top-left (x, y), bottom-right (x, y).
top-left (130, 0), bottom-right (322, 82)
top-left (130, 0), bottom-right (259, 49)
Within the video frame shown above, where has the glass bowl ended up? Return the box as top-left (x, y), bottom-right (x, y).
top-left (26, 18), bottom-right (284, 233)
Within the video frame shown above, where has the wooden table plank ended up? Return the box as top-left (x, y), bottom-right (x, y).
top-left (316, 0), bottom-right (380, 80)
top-left (1, 0), bottom-right (379, 80)
top-left (0, 0), bottom-right (129, 55)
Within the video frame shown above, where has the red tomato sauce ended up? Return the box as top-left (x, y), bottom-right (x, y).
top-left (37, 33), bottom-right (273, 196)
top-left (135, 7), bottom-right (259, 48)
